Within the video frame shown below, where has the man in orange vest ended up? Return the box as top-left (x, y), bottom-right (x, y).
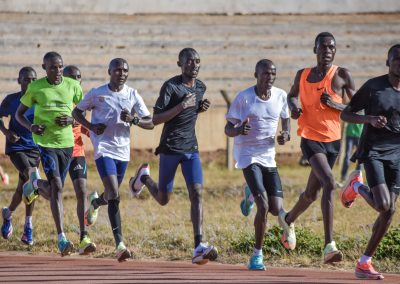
top-left (278, 32), bottom-right (356, 264)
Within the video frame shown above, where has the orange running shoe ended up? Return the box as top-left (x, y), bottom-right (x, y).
top-left (340, 170), bottom-right (363, 208)
top-left (355, 260), bottom-right (384, 280)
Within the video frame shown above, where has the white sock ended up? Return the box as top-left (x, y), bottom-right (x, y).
top-left (252, 248), bottom-right (262, 257)
top-left (33, 180), bottom-right (39, 190)
top-left (353, 182), bottom-right (363, 193)
top-left (58, 233), bottom-right (66, 242)
top-left (360, 254), bottom-right (371, 264)
top-left (25, 216), bottom-right (33, 228)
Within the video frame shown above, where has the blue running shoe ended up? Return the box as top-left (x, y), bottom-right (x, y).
top-left (1, 207), bottom-right (13, 239)
top-left (248, 255), bottom-right (266, 270)
top-left (58, 237), bottom-right (74, 257)
top-left (240, 185), bottom-right (254, 216)
top-left (21, 226), bottom-right (33, 245)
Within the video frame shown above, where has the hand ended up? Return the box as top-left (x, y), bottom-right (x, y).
top-left (31, 124), bottom-right (46, 136)
top-left (291, 107), bottom-right (302, 119)
top-left (277, 131), bottom-right (290, 145)
top-left (55, 114), bottom-right (74, 127)
top-left (240, 118), bottom-right (251, 135)
top-left (120, 108), bottom-right (135, 123)
top-left (72, 119), bottom-right (80, 128)
top-left (198, 99), bottom-right (211, 112)
top-left (5, 130), bottom-right (20, 143)
top-left (182, 93), bottom-right (196, 109)
top-left (320, 91), bottom-right (335, 108)
top-left (90, 123), bottom-right (107, 135)
top-left (369, 115), bottom-right (387, 128)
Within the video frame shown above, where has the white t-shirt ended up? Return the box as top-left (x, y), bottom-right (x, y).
top-left (77, 84), bottom-right (150, 161)
top-left (226, 85), bottom-right (289, 169)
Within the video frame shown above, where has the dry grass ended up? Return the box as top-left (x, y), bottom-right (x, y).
top-left (0, 152), bottom-right (399, 273)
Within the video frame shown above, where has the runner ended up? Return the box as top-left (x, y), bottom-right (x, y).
top-left (16, 51), bottom-right (83, 256)
top-left (0, 67), bottom-right (39, 245)
top-left (72, 58), bottom-right (153, 262)
top-left (340, 44), bottom-right (400, 280)
top-left (225, 59), bottom-right (290, 270)
top-left (130, 48), bottom-right (218, 265)
top-left (63, 65), bottom-right (96, 255)
top-left (278, 32), bottom-right (355, 263)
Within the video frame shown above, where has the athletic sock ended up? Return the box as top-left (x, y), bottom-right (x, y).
top-left (252, 248), bottom-right (263, 257)
top-left (353, 182), bottom-right (363, 193)
top-left (58, 233), bottom-right (66, 242)
top-left (194, 235), bottom-right (203, 248)
top-left (3, 207), bottom-right (11, 220)
top-left (108, 199), bottom-right (123, 246)
top-left (33, 180), bottom-right (39, 190)
top-left (359, 254), bottom-right (372, 264)
top-left (93, 193), bottom-right (107, 209)
top-left (80, 230), bottom-right (88, 242)
top-left (25, 216), bottom-right (33, 229)
top-left (140, 174), bottom-right (149, 184)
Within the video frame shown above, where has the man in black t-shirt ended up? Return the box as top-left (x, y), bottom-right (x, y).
top-left (130, 48), bottom-right (218, 265)
top-left (340, 44), bottom-right (400, 280)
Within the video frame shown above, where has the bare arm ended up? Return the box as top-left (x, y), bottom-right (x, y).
top-left (224, 118), bottom-right (250, 137)
top-left (120, 109), bottom-right (154, 130)
top-left (72, 107), bottom-right (106, 135)
top-left (341, 105), bottom-right (387, 128)
top-left (153, 93), bottom-right (196, 125)
top-left (277, 117), bottom-right (291, 145)
top-left (16, 104), bottom-right (45, 135)
top-left (0, 117), bottom-right (20, 143)
top-left (288, 70), bottom-right (303, 119)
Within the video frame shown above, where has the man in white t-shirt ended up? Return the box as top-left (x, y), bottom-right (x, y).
top-left (72, 58), bottom-right (154, 262)
top-left (225, 59), bottom-right (291, 270)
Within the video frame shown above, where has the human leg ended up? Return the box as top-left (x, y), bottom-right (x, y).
top-left (340, 136), bottom-right (354, 181)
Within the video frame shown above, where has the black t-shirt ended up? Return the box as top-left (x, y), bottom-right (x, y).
top-left (154, 75), bottom-right (206, 155)
top-left (350, 74), bottom-right (400, 161)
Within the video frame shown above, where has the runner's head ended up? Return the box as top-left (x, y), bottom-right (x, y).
top-left (63, 65), bottom-right (82, 84)
top-left (177, 48), bottom-right (200, 79)
top-left (108, 58), bottom-right (129, 90)
top-left (254, 59), bottom-right (276, 92)
top-left (18, 66), bottom-right (37, 94)
top-left (42, 51), bottom-right (63, 85)
top-left (314, 32), bottom-right (336, 66)
top-left (387, 44), bottom-right (400, 78)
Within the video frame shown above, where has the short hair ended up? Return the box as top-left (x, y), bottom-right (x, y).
top-left (314, 32), bottom-right (336, 47)
top-left (178, 48), bottom-right (198, 62)
top-left (108, 58), bottom-right (128, 70)
top-left (18, 66), bottom-right (36, 78)
top-left (255, 59), bottom-right (275, 74)
top-left (63, 65), bottom-right (80, 76)
top-left (43, 51), bottom-right (62, 63)
top-left (388, 44), bottom-right (400, 58)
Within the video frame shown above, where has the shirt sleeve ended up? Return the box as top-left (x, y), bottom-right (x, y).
top-left (225, 92), bottom-right (243, 125)
top-left (153, 82), bottom-right (172, 114)
top-left (280, 90), bottom-right (290, 119)
top-left (76, 89), bottom-right (94, 111)
top-left (349, 81), bottom-right (370, 113)
top-left (0, 96), bottom-right (11, 117)
top-left (132, 91), bottom-right (151, 118)
top-left (20, 85), bottom-right (35, 108)
top-left (73, 83), bottom-right (84, 105)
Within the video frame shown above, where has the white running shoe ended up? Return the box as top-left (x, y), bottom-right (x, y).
top-left (192, 242), bottom-right (218, 265)
top-left (129, 163), bottom-right (150, 197)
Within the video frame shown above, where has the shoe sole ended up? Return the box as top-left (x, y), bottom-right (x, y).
top-left (248, 266), bottom-right (266, 271)
top-left (278, 211), bottom-right (296, 250)
top-left (60, 243), bottom-right (74, 257)
top-left (130, 164), bottom-right (149, 196)
top-left (117, 249), bottom-right (131, 262)
top-left (340, 171), bottom-right (361, 208)
top-left (355, 271), bottom-right (384, 280)
top-left (192, 246), bottom-right (218, 265)
top-left (2, 227), bottom-right (13, 239)
top-left (21, 238), bottom-right (33, 245)
top-left (324, 251), bottom-right (343, 264)
top-left (79, 243), bottom-right (96, 255)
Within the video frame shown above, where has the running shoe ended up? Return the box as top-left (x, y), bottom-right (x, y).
top-left (20, 226), bottom-right (33, 245)
top-left (1, 173), bottom-right (9, 185)
top-left (248, 255), bottom-right (266, 270)
top-left (278, 209), bottom-right (296, 250)
top-left (79, 235), bottom-right (96, 255)
top-left (192, 242), bottom-right (218, 265)
top-left (240, 184), bottom-right (254, 217)
top-left (58, 237), bottom-right (74, 257)
top-left (129, 163), bottom-right (150, 197)
top-left (22, 167), bottom-right (41, 205)
top-left (115, 242), bottom-right (131, 262)
top-left (1, 207), bottom-right (13, 239)
top-left (340, 170), bottom-right (363, 208)
top-left (323, 241), bottom-right (343, 264)
top-left (355, 260), bottom-right (384, 280)
top-left (85, 192), bottom-right (99, 226)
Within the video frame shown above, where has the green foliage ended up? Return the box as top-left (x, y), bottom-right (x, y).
top-left (375, 226), bottom-right (400, 260)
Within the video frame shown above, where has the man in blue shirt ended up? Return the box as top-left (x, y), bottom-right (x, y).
top-left (0, 67), bottom-right (39, 245)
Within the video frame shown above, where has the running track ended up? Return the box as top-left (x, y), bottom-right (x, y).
top-left (0, 252), bottom-right (399, 283)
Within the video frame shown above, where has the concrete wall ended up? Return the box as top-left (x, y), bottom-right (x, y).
top-left (1, 0), bottom-right (400, 15)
